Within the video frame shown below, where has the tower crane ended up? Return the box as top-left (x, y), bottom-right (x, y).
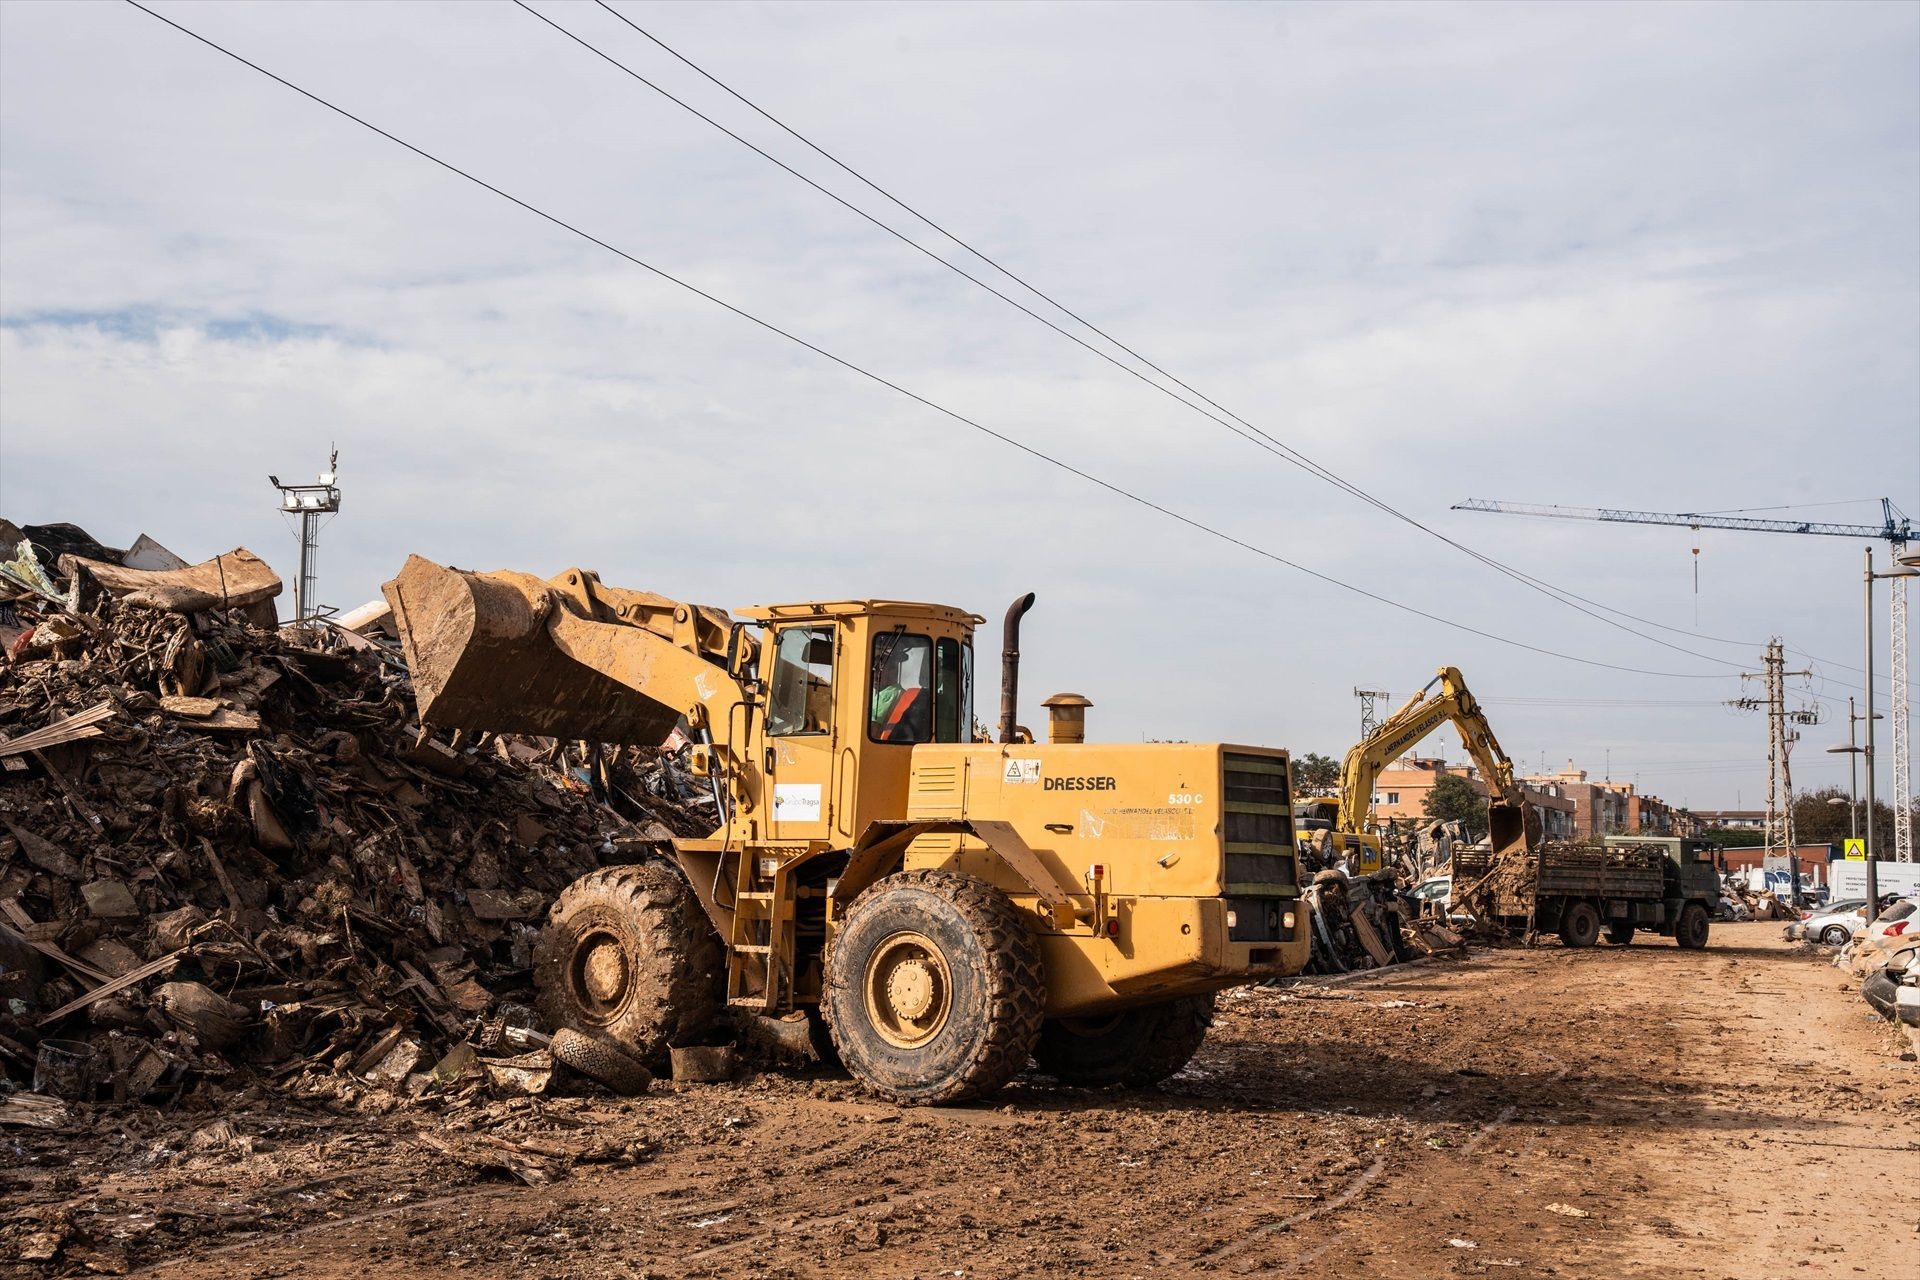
top-left (1453, 496), bottom-right (1912, 863)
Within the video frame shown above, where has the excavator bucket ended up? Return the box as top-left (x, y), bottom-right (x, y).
top-left (382, 554), bottom-right (682, 745)
top-left (1487, 800), bottom-right (1535, 859)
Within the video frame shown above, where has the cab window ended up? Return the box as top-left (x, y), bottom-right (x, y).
top-left (869, 633), bottom-right (934, 743)
top-left (766, 626), bottom-right (834, 736)
top-left (934, 638), bottom-right (970, 743)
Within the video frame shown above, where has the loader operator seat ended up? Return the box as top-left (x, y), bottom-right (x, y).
top-left (870, 638), bottom-right (933, 744)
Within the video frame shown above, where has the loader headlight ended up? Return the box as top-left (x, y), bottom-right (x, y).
top-left (1283, 911), bottom-right (1295, 930)
top-left (1226, 910), bottom-right (1238, 929)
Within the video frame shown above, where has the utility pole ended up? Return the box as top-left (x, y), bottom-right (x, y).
top-left (1354, 687), bottom-right (1389, 740)
top-left (1892, 551), bottom-right (1913, 862)
top-left (1865, 550), bottom-right (1881, 917)
top-left (269, 449), bottom-right (342, 624)
top-left (1729, 639), bottom-right (1817, 863)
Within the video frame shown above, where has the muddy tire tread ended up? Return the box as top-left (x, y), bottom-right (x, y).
top-left (1035, 993), bottom-right (1216, 1088)
top-left (825, 869), bottom-right (1044, 1105)
top-left (531, 862), bottom-right (723, 1070)
top-left (550, 1027), bottom-right (653, 1095)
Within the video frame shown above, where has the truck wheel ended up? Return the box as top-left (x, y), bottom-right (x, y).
top-left (1675, 903), bottom-right (1711, 950)
top-left (1606, 922), bottom-right (1636, 946)
top-left (1559, 902), bottom-right (1601, 948)
top-left (533, 863), bottom-right (724, 1071)
top-left (1034, 993), bottom-right (1216, 1088)
top-left (824, 870), bottom-right (1044, 1105)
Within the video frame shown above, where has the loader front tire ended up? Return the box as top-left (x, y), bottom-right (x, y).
top-left (533, 863), bottom-right (723, 1072)
top-left (824, 870), bottom-right (1043, 1105)
top-left (1034, 992), bottom-right (1216, 1089)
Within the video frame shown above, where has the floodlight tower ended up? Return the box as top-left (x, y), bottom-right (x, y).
top-left (268, 450), bottom-right (342, 623)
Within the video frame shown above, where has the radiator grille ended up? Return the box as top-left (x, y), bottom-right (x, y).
top-left (1221, 752), bottom-right (1299, 898)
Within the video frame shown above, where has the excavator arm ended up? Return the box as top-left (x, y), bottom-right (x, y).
top-left (1337, 666), bottom-right (1530, 855)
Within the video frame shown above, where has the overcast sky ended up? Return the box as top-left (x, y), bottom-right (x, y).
top-left (2, 0), bottom-right (1916, 812)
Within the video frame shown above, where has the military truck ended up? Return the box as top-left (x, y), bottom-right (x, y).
top-left (1453, 834), bottom-right (1718, 949)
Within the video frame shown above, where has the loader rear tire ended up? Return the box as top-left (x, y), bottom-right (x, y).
top-left (533, 862), bottom-right (723, 1072)
top-left (1034, 993), bottom-right (1216, 1089)
top-left (824, 870), bottom-right (1044, 1105)
top-left (1558, 901), bottom-right (1601, 949)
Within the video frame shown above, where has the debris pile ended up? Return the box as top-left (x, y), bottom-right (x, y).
top-left (1298, 868), bottom-right (1462, 975)
top-left (1718, 877), bottom-right (1796, 922)
top-left (0, 529), bottom-right (709, 1109)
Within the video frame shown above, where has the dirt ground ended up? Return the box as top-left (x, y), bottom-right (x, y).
top-left (5, 921), bottom-right (1915, 1279)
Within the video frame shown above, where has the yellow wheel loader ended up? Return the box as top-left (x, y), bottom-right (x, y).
top-left (383, 558), bottom-right (1308, 1104)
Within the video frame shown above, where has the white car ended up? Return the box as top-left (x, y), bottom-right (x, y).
top-left (1862, 898), bottom-right (1920, 954)
top-left (1797, 899), bottom-right (1868, 946)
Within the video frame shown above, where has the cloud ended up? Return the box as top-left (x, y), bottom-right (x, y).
top-left (1, 0), bottom-right (1914, 807)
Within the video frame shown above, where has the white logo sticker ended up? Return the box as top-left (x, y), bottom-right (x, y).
top-left (1004, 758), bottom-right (1042, 785)
top-left (773, 783), bottom-right (822, 822)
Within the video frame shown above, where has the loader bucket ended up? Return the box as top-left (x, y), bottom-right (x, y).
top-left (382, 555), bottom-right (682, 745)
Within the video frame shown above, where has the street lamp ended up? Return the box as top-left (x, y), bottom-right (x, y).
top-left (1863, 548), bottom-right (1920, 922)
top-left (1827, 696), bottom-right (1877, 843)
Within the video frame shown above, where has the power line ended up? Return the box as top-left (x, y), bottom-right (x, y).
top-left (121, 0), bottom-right (1733, 682)
top-left (594, 2), bottom-right (1909, 695)
top-left (574, 0), bottom-right (1771, 677)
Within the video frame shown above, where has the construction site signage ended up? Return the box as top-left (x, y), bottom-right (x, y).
top-left (1844, 838), bottom-right (1866, 860)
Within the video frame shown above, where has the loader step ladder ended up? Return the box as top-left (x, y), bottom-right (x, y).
top-left (725, 847), bottom-right (793, 1011)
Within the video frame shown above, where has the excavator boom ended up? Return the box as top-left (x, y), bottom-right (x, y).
top-left (1337, 666), bottom-right (1530, 857)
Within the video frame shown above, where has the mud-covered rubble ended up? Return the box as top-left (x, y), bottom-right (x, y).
top-left (1295, 866), bottom-right (1463, 976)
top-left (0, 528), bottom-right (713, 1121)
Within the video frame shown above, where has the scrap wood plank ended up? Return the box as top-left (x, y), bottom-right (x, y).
top-left (0, 898), bottom-right (110, 985)
top-left (0, 700), bottom-right (114, 758)
top-left (36, 948), bottom-right (187, 1026)
top-left (30, 749), bottom-right (104, 833)
top-left (1346, 908), bottom-right (1396, 968)
top-left (197, 838), bottom-right (242, 912)
top-left (396, 960), bottom-right (467, 1037)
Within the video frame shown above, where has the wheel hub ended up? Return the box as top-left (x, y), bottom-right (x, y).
top-left (887, 959), bottom-right (936, 1020)
top-left (863, 931), bottom-right (952, 1049)
top-left (572, 931), bottom-right (631, 1019)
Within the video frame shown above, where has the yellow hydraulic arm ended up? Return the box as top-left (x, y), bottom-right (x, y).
top-left (1337, 666), bottom-right (1529, 853)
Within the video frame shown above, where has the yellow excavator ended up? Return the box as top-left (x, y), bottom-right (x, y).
top-left (1293, 666), bottom-right (1533, 875)
top-left (383, 557), bottom-right (1309, 1104)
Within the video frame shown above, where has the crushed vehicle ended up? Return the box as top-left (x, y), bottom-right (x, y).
top-left (383, 558), bottom-right (1311, 1104)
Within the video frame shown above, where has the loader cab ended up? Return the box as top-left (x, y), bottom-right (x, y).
top-left (743, 601), bottom-right (983, 844)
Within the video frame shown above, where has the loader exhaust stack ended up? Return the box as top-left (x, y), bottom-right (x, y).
top-left (999, 592), bottom-right (1036, 743)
